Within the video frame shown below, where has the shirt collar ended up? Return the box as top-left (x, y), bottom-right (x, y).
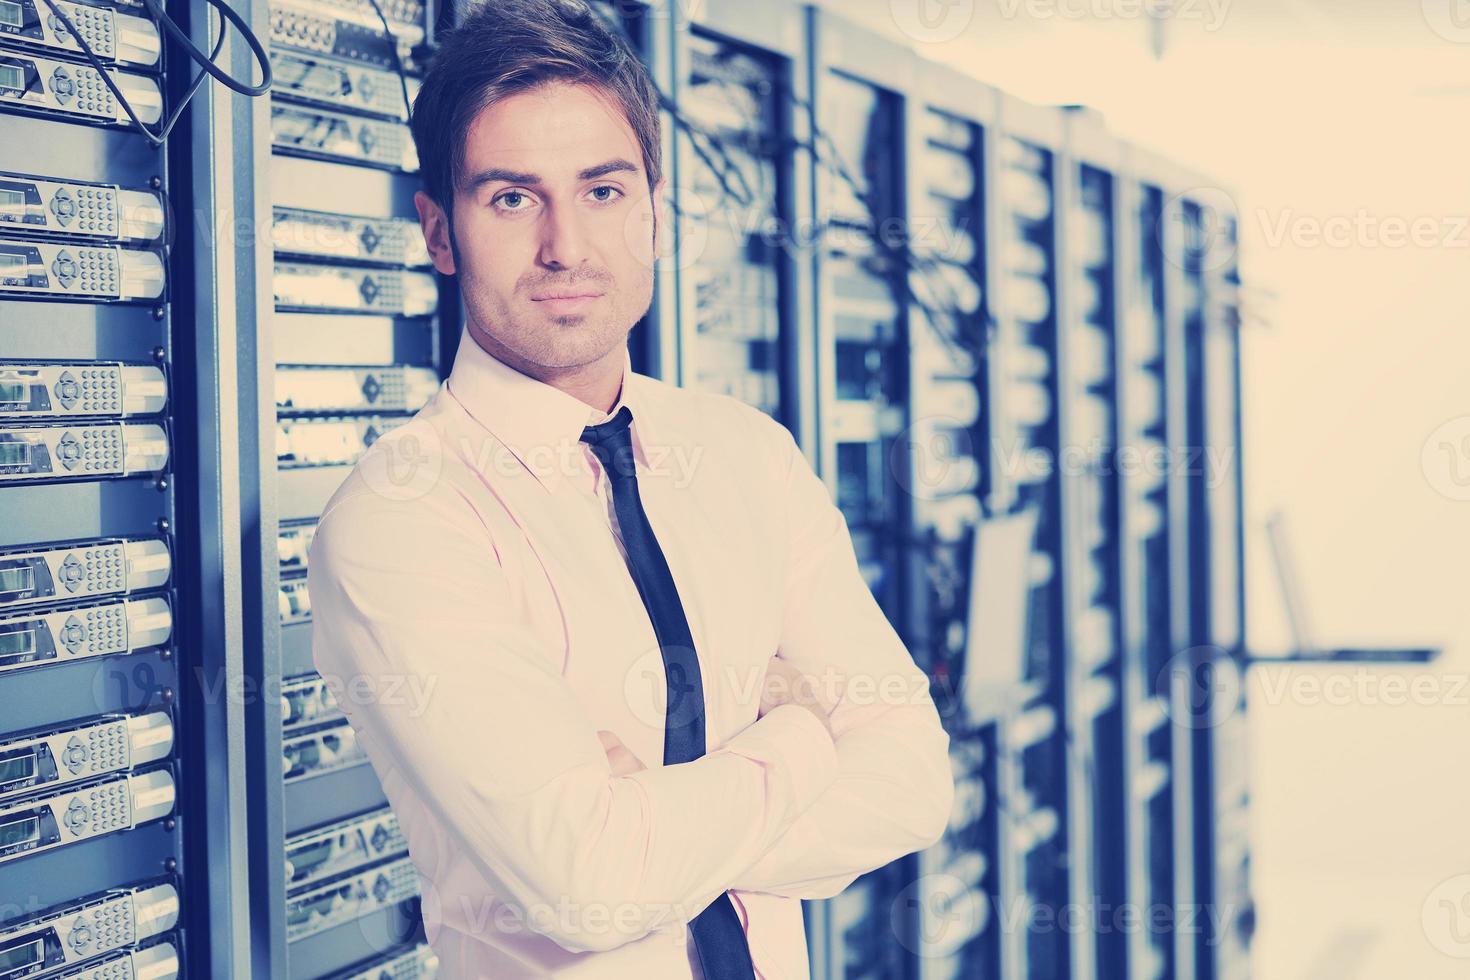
top-left (445, 328), bottom-right (651, 492)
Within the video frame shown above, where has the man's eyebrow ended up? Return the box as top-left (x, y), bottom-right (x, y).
top-left (464, 158), bottom-right (641, 190)
top-left (577, 158), bottom-right (640, 181)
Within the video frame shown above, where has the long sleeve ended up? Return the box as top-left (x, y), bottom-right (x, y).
top-left (728, 421), bottom-right (956, 899)
top-left (307, 484), bottom-right (841, 954)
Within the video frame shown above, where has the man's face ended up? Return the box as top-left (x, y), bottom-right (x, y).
top-left (416, 81), bottom-right (664, 374)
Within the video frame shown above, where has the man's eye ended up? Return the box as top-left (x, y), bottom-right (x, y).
top-left (494, 191), bottom-right (531, 211)
top-left (590, 185), bottom-right (623, 203)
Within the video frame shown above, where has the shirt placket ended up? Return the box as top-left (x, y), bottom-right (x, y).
top-left (581, 443), bottom-right (631, 568)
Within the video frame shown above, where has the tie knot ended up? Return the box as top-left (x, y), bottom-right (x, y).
top-left (580, 404), bottom-right (636, 477)
top-left (580, 404), bottom-right (634, 446)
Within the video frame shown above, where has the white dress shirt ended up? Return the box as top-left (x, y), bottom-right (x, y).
top-left (307, 328), bottom-right (955, 979)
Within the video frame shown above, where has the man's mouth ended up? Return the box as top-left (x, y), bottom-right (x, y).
top-left (530, 291), bottom-right (605, 314)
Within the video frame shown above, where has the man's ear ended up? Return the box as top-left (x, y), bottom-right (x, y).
top-left (414, 190), bottom-right (457, 276)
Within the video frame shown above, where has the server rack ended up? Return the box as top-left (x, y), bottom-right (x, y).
top-left (805, 6), bottom-right (913, 622)
top-left (985, 93), bottom-right (1075, 980)
top-left (1115, 146), bottom-right (1186, 980)
top-left (804, 8), bottom-right (920, 979)
top-left (1056, 106), bottom-right (1127, 980)
top-left (0, 2), bottom-right (197, 979)
top-left (902, 57), bottom-right (1002, 980)
top-left (1172, 184), bottom-right (1251, 980)
top-left (239, 1), bottom-right (451, 977)
top-left (668, 0), bottom-right (811, 442)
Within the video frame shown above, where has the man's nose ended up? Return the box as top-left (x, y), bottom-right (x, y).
top-left (537, 200), bottom-right (591, 270)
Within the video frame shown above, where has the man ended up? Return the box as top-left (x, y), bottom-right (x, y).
top-left (307, 0), bottom-right (955, 976)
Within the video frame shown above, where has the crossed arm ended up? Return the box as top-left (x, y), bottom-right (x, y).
top-left (721, 419), bottom-right (954, 899)
top-left (307, 419), bottom-right (954, 954)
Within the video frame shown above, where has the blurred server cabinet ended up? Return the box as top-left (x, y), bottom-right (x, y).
top-left (807, 7), bottom-right (911, 626)
top-left (902, 58), bottom-right (1001, 980)
top-left (1171, 186), bottom-right (1251, 980)
top-left (1116, 149), bottom-right (1186, 980)
top-left (669, 0), bottom-right (810, 439)
top-left (740, 9), bottom-right (1245, 980)
top-left (986, 96), bottom-right (1076, 980)
top-left (0, 1), bottom-right (188, 978)
top-left (1056, 106), bottom-right (1126, 980)
top-left (805, 9), bottom-right (918, 980)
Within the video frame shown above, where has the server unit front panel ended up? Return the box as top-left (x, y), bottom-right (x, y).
top-left (0, 3), bottom-right (184, 973)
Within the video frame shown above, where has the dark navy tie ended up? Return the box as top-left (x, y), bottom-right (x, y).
top-left (580, 405), bottom-right (756, 980)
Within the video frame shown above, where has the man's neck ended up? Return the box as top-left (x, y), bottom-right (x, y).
top-left (466, 324), bottom-right (625, 414)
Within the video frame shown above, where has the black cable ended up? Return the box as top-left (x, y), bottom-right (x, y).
top-left (656, 71), bottom-right (993, 364)
top-left (362, 0), bottom-right (415, 123)
top-left (39, 0), bottom-right (271, 148)
top-left (654, 90), bottom-right (754, 210)
top-left (139, 0), bottom-right (271, 96)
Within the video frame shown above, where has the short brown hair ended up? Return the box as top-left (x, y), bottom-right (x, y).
top-left (410, 0), bottom-right (663, 218)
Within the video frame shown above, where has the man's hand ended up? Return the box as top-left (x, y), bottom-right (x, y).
top-left (598, 730), bottom-right (646, 776)
top-left (758, 653), bottom-right (837, 739)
